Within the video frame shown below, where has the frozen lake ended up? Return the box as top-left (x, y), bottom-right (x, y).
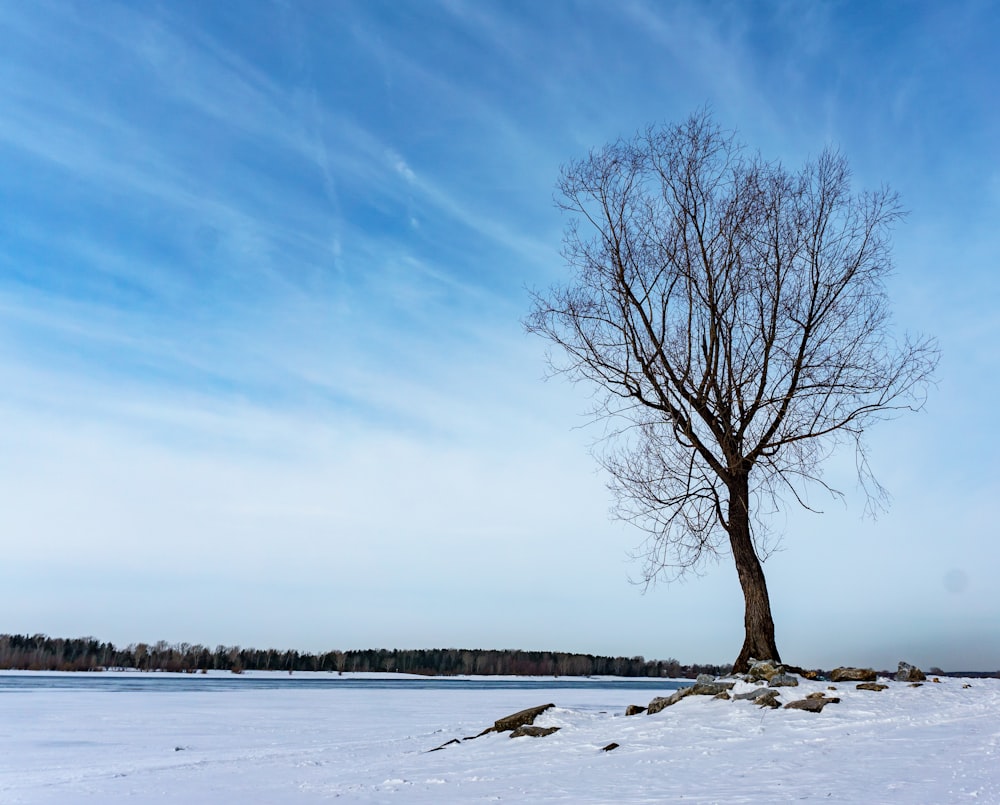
top-left (2, 671), bottom-right (998, 802)
top-left (0, 671), bottom-right (683, 693)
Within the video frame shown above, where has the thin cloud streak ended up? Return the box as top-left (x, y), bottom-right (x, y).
top-left (0, 1), bottom-right (997, 668)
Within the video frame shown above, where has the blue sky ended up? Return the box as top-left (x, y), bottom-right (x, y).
top-left (1, 0), bottom-right (998, 670)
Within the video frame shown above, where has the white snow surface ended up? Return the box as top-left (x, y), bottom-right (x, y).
top-left (2, 671), bottom-right (998, 803)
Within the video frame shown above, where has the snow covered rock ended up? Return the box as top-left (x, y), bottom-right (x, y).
top-left (747, 659), bottom-right (782, 681)
top-left (510, 725), bottom-right (560, 739)
top-left (646, 679), bottom-right (738, 713)
top-left (768, 673), bottom-right (799, 688)
top-left (494, 703), bottom-right (555, 732)
top-left (754, 690), bottom-right (782, 708)
top-left (690, 680), bottom-right (735, 696)
top-left (647, 688), bottom-right (692, 713)
top-left (732, 687), bottom-right (772, 701)
top-left (785, 695), bottom-right (841, 712)
top-left (895, 661), bottom-right (926, 682)
top-left (857, 682), bottom-right (889, 691)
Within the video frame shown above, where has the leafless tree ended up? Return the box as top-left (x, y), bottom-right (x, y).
top-left (526, 111), bottom-right (938, 671)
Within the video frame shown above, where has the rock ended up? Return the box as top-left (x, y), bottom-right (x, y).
top-left (625, 704), bottom-right (646, 716)
top-left (830, 667), bottom-right (876, 682)
top-left (963, 683), bottom-right (973, 689)
top-left (827, 686), bottom-right (838, 691)
top-left (932, 677), bottom-right (941, 683)
top-left (754, 690), bottom-right (782, 708)
top-left (602, 742), bottom-right (620, 752)
top-left (733, 686), bottom-right (772, 701)
top-left (509, 725), bottom-right (560, 739)
top-left (747, 659), bottom-right (782, 682)
top-left (806, 692), bottom-right (827, 699)
top-left (466, 727), bottom-right (495, 739)
top-left (785, 696), bottom-right (840, 712)
top-left (647, 679), bottom-right (735, 711)
top-left (784, 665), bottom-right (819, 680)
top-left (713, 690), bottom-right (731, 700)
top-left (690, 680), bottom-right (735, 696)
top-left (494, 704), bottom-right (555, 732)
top-left (909, 682), bottom-right (923, 688)
top-left (428, 738), bottom-right (461, 752)
top-left (768, 673), bottom-right (799, 688)
top-left (895, 661), bottom-right (927, 683)
top-left (856, 682), bottom-right (888, 692)
top-left (647, 688), bottom-right (692, 714)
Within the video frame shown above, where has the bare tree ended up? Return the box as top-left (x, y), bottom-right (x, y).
top-left (527, 111), bottom-right (938, 671)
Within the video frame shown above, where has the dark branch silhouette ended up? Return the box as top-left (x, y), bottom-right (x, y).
top-left (527, 111), bottom-right (938, 671)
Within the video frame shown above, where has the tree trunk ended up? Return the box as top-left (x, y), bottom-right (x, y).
top-left (728, 471), bottom-right (781, 673)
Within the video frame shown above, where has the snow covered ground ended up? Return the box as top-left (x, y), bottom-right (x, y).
top-left (2, 671), bottom-right (998, 803)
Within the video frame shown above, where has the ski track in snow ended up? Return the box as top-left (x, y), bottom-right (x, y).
top-left (1, 674), bottom-right (998, 802)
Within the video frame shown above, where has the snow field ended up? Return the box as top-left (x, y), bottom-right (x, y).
top-left (1, 674), bottom-right (998, 802)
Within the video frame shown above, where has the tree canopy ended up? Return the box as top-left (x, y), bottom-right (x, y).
top-left (528, 111), bottom-right (937, 669)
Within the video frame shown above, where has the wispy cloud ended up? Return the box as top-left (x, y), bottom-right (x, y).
top-left (0, 0), bottom-right (557, 442)
top-left (0, 0), bottom-right (996, 665)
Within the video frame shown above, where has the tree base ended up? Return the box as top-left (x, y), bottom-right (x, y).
top-left (733, 639), bottom-right (781, 675)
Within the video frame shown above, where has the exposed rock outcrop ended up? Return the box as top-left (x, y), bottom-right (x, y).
top-left (784, 665), bottom-right (819, 680)
top-left (431, 703), bottom-right (558, 750)
top-left (856, 682), bottom-right (888, 692)
top-left (509, 725), bottom-right (560, 738)
top-left (690, 680), bottom-right (735, 696)
top-left (754, 690), bottom-right (782, 708)
top-left (428, 738), bottom-right (461, 752)
top-left (747, 659), bottom-right (782, 682)
top-left (625, 704), bottom-right (646, 716)
top-left (830, 667), bottom-right (876, 682)
top-left (647, 688), bottom-right (692, 714)
top-left (895, 661), bottom-right (926, 683)
top-left (785, 695), bottom-right (840, 712)
top-left (733, 686), bottom-right (771, 701)
top-left (647, 677), bottom-right (736, 714)
top-left (494, 704), bottom-right (555, 732)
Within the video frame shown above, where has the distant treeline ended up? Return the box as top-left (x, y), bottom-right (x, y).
top-left (0, 634), bottom-right (731, 678)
